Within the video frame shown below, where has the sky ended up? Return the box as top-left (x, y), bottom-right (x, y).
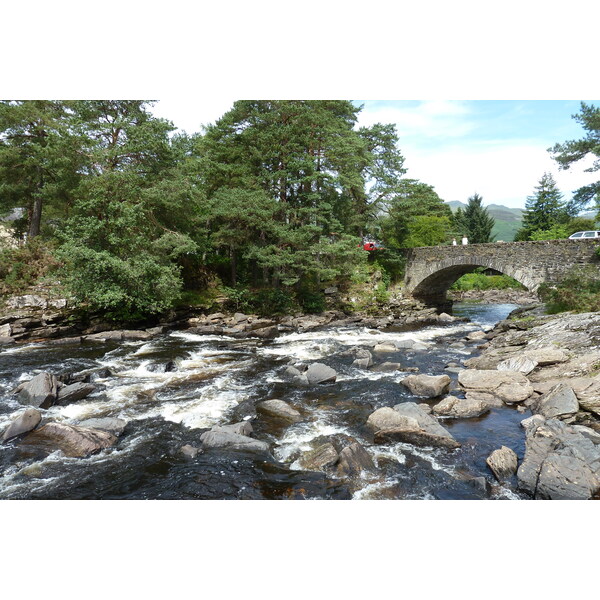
top-left (152, 99), bottom-right (598, 210)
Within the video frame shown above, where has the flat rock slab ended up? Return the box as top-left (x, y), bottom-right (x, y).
top-left (401, 374), bottom-right (451, 398)
top-left (432, 396), bottom-right (490, 419)
top-left (458, 369), bottom-right (534, 404)
top-left (486, 446), bottom-right (518, 481)
top-left (497, 356), bottom-right (538, 375)
top-left (21, 423), bottom-right (117, 458)
top-left (299, 443), bottom-right (339, 471)
top-left (2, 408), bottom-right (42, 442)
top-left (523, 347), bottom-right (569, 366)
top-left (305, 363), bottom-right (337, 384)
top-left (256, 399), bottom-right (302, 422)
top-left (56, 382), bottom-right (95, 405)
top-left (210, 422), bottom-right (254, 436)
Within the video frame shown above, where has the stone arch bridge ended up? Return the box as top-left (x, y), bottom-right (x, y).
top-left (404, 239), bottom-right (600, 305)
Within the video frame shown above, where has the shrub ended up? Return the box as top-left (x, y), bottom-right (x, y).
top-left (538, 267), bottom-right (600, 313)
top-left (0, 239), bottom-right (61, 296)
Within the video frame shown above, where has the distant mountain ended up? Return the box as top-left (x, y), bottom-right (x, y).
top-left (447, 201), bottom-right (524, 242)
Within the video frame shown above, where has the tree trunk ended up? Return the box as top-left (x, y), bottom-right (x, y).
top-left (230, 245), bottom-right (237, 286)
top-left (28, 196), bottom-right (43, 238)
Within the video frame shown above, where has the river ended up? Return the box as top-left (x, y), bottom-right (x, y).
top-left (0, 302), bottom-right (530, 500)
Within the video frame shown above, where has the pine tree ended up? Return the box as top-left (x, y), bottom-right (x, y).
top-left (458, 193), bottom-right (495, 243)
top-left (0, 101), bottom-right (83, 238)
top-left (521, 172), bottom-right (566, 237)
top-left (549, 102), bottom-right (600, 214)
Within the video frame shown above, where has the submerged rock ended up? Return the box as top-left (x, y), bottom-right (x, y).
top-left (2, 408), bottom-right (42, 442)
top-left (401, 374), bottom-right (451, 398)
top-left (200, 430), bottom-right (269, 453)
top-left (486, 446), bottom-right (518, 482)
top-left (181, 444), bottom-right (201, 459)
top-left (21, 422), bottom-right (117, 458)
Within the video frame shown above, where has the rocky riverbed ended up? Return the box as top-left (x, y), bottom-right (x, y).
top-left (1, 299), bottom-right (599, 500)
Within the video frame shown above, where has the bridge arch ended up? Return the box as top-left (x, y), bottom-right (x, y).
top-left (403, 239), bottom-right (600, 305)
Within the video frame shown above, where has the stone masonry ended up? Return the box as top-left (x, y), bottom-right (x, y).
top-left (404, 239), bottom-right (600, 305)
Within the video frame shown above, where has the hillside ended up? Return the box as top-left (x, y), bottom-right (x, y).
top-left (447, 200), bottom-right (523, 241)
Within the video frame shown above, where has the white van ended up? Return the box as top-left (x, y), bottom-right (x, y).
top-left (568, 231), bottom-right (600, 239)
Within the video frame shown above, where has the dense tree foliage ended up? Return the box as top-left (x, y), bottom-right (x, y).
top-left (453, 193), bottom-right (495, 243)
top-left (549, 102), bottom-right (600, 216)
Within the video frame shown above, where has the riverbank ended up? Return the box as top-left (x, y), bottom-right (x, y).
top-left (460, 306), bottom-right (600, 498)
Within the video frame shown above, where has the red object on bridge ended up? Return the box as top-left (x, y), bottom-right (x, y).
top-left (363, 241), bottom-right (384, 251)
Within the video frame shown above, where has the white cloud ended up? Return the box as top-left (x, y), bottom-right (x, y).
top-left (356, 101), bottom-right (475, 140)
top-left (404, 142), bottom-right (597, 208)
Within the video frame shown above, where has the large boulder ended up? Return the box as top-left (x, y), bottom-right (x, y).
top-left (366, 407), bottom-right (419, 432)
top-left (256, 399), bottom-right (302, 423)
top-left (305, 363), bottom-right (337, 385)
top-left (486, 446), bottom-right (518, 482)
top-left (517, 419), bottom-right (600, 499)
top-left (21, 423), bottom-right (117, 458)
top-left (56, 382), bottom-right (95, 406)
top-left (336, 442), bottom-right (376, 477)
top-left (1, 408), bottom-right (42, 442)
top-left (200, 430), bottom-right (269, 453)
top-left (392, 402), bottom-right (456, 439)
top-left (432, 396), bottom-right (490, 419)
top-left (370, 402), bottom-right (460, 449)
top-left (533, 383), bottom-right (579, 419)
top-left (401, 374), bottom-right (451, 398)
top-left (299, 443), bottom-right (339, 471)
top-left (16, 372), bottom-right (59, 409)
top-left (458, 369), bottom-right (534, 404)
